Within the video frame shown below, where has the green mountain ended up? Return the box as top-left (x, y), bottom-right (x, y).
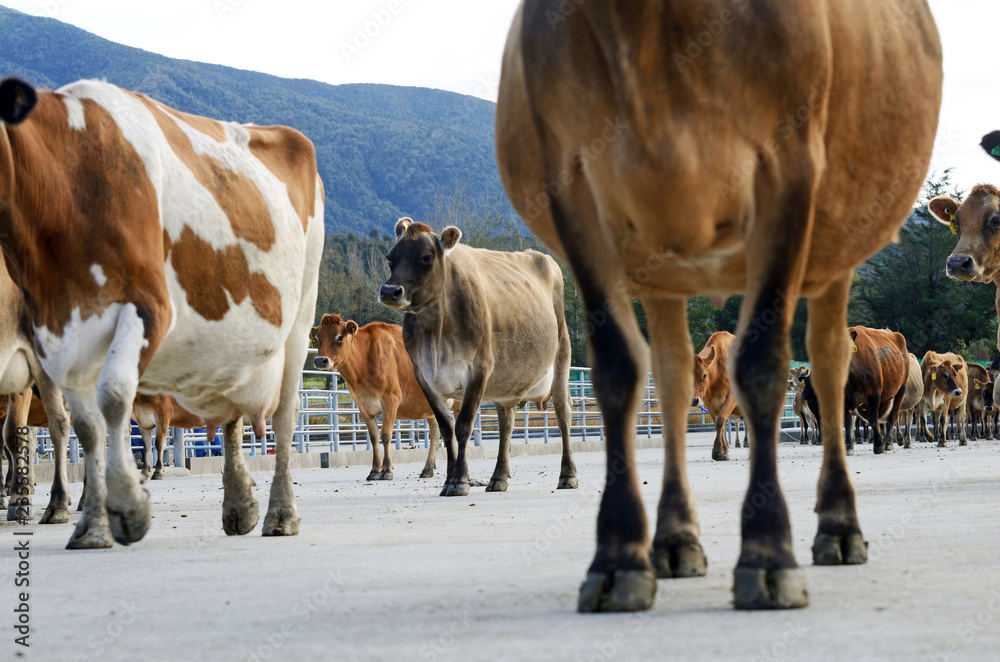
top-left (0, 5), bottom-right (510, 234)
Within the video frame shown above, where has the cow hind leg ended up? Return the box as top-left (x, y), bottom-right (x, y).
top-left (152, 424), bottom-right (168, 480)
top-left (378, 427), bottom-right (394, 481)
top-left (65, 391), bottom-right (117, 549)
top-left (139, 428), bottom-right (153, 480)
top-left (553, 313), bottom-right (578, 489)
top-left (221, 417), bottom-right (258, 535)
top-left (487, 403), bottom-right (513, 492)
top-left (419, 417), bottom-right (439, 479)
top-left (644, 297), bottom-right (707, 580)
top-left (38, 369), bottom-right (72, 524)
top-left (808, 275), bottom-right (867, 570)
top-left (362, 415), bottom-right (382, 481)
top-left (4, 391), bottom-right (33, 521)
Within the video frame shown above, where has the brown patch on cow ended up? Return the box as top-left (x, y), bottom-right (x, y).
top-left (402, 222), bottom-right (434, 240)
top-left (155, 101), bottom-right (227, 143)
top-left (165, 225), bottom-right (282, 327)
top-left (133, 95), bottom-right (275, 252)
top-left (247, 126), bottom-right (318, 233)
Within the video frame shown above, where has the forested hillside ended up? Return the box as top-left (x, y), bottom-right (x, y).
top-left (0, 5), bottom-right (509, 234)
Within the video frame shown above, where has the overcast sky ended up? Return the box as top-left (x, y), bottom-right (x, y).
top-left (4, 0), bottom-right (997, 193)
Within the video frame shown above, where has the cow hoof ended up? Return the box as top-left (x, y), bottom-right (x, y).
top-left (712, 452), bottom-right (730, 461)
top-left (904, 441), bottom-right (911, 449)
top-left (845, 448), bottom-right (854, 456)
top-left (39, 504), bottom-right (70, 524)
top-left (937, 441), bottom-right (946, 448)
top-left (0, 495), bottom-right (7, 510)
top-left (733, 567), bottom-right (808, 610)
top-left (107, 488), bottom-right (151, 545)
top-left (378, 470), bottom-right (394, 481)
top-left (222, 495), bottom-right (259, 536)
top-left (651, 533), bottom-right (707, 578)
top-left (66, 514), bottom-right (115, 549)
top-left (959, 441), bottom-right (967, 447)
top-left (262, 508), bottom-right (300, 536)
top-left (485, 478), bottom-right (508, 492)
top-left (151, 471), bottom-right (164, 481)
top-left (812, 533), bottom-right (868, 566)
top-left (558, 475), bottom-right (579, 489)
top-left (873, 443), bottom-right (884, 455)
top-left (440, 481), bottom-right (470, 497)
top-left (812, 440), bottom-right (822, 446)
top-left (419, 467), bottom-right (434, 479)
top-left (578, 570), bottom-right (656, 613)
top-left (7, 505), bottom-right (33, 522)
top-left (366, 470), bottom-right (381, 481)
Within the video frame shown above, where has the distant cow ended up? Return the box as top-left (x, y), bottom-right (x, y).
top-left (132, 394), bottom-right (210, 480)
top-left (497, 0), bottom-right (941, 611)
top-left (379, 219), bottom-right (577, 496)
top-left (894, 353), bottom-right (925, 448)
top-left (789, 367), bottom-right (819, 445)
top-left (964, 363), bottom-right (993, 441)
top-left (921, 351), bottom-right (968, 446)
top-left (691, 331), bottom-right (745, 460)
top-left (311, 313), bottom-right (450, 481)
top-left (843, 327), bottom-right (908, 455)
top-left (0, 78), bottom-right (323, 549)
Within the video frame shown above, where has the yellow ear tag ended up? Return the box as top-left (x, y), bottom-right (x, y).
top-left (852, 343), bottom-right (858, 353)
top-left (949, 212), bottom-right (958, 235)
top-left (976, 383), bottom-right (981, 390)
top-left (799, 378), bottom-right (805, 384)
top-left (931, 373), bottom-right (937, 380)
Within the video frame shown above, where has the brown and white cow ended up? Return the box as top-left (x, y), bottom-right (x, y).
top-left (965, 363), bottom-right (993, 441)
top-left (496, 0), bottom-right (941, 611)
top-left (311, 313), bottom-right (450, 481)
top-left (843, 327), bottom-right (908, 455)
top-left (691, 331), bottom-right (745, 460)
top-left (789, 367), bottom-right (820, 446)
top-left (132, 394), bottom-right (210, 480)
top-left (0, 77), bottom-right (323, 548)
top-left (0, 260), bottom-right (72, 524)
top-left (894, 352), bottom-right (925, 448)
top-left (379, 219), bottom-right (577, 496)
top-left (921, 351), bottom-right (968, 446)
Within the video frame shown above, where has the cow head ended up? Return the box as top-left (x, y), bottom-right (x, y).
top-left (923, 357), bottom-right (963, 398)
top-left (976, 379), bottom-right (995, 411)
top-left (691, 346), bottom-right (716, 408)
top-left (311, 313), bottom-right (358, 371)
top-left (379, 217), bottom-right (461, 311)
top-left (928, 185), bottom-right (1000, 282)
top-left (788, 366), bottom-right (810, 393)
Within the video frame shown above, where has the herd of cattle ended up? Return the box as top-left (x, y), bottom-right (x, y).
top-left (0, 0), bottom-right (993, 615)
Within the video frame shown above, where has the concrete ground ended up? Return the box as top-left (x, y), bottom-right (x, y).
top-left (2, 431), bottom-right (999, 662)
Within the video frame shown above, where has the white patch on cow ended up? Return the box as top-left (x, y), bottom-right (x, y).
top-left (522, 364), bottom-right (555, 402)
top-left (98, 303), bottom-right (148, 408)
top-left (34, 303), bottom-right (124, 393)
top-left (63, 96), bottom-right (86, 131)
top-left (90, 264), bottom-right (107, 287)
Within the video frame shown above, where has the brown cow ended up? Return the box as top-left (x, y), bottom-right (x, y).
top-left (132, 394), bottom-right (210, 480)
top-left (965, 363), bottom-right (993, 441)
top-left (691, 331), bottom-right (745, 460)
top-left (789, 367), bottom-right (820, 446)
top-left (379, 219), bottom-right (577, 496)
top-left (0, 78), bottom-right (324, 549)
top-left (894, 353), bottom-right (925, 448)
top-left (921, 351), bottom-right (968, 446)
top-left (311, 314), bottom-right (449, 481)
top-left (843, 327), bottom-right (908, 455)
top-left (496, 0), bottom-right (941, 611)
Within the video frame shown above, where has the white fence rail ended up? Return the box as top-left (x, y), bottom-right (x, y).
top-left (29, 351), bottom-right (801, 466)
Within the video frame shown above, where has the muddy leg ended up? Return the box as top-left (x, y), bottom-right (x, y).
top-left (362, 415), bottom-right (382, 481)
top-left (221, 418), bottom-right (258, 535)
top-left (644, 297), bottom-right (707, 580)
top-left (152, 425), bottom-right (167, 480)
top-left (553, 309), bottom-right (578, 489)
top-left (487, 404), bottom-right (513, 492)
top-left (378, 405), bottom-right (397, 481)
top-left (440, 378), bottom-right (486, 497)
top-left (6, 390), bottom-right (33, 522)
top-left (139, 428), bottom-right (152, 479)
top-left (712, 413), bottom-right (730, 461)
top-left (807, 275), bottom-right (867, 569)
top-left (65, 391), bottom-right (116, 549)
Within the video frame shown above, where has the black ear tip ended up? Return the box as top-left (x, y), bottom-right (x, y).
top-left (0, 77), bottom-right (38, 126)
top-left (981, 131), bottom-right (1000, 161)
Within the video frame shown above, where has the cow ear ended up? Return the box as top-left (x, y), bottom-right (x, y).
top-left (981, 131), bottom-right (1000, 162)
top-left (394, 217), bottom-right (413, 239)
top-left (440, 226), bottom-right (462, 255)
top-left (345, 320), bottom-right (359, 337)
top-left (0, 78), bottom-right (38, 126)
top-left (320, 314), bottom-right (336, 327)
top-left (703, 345), bottom-right (716, 366)
top-left (928, 196), bottom-right (960, 226)
top-left (849, 329), bottom-right (858, 342)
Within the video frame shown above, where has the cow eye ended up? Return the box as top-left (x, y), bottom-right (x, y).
top-left (336, 334), bottom-right (344, 343)
top-left (385, 255), bottom-right (393, 268)
top-left (991, 214), bottom-right (1000, 228)
top-left (421, 253), bottom-right (434, 264)
top-left (702, 373), bottom-right (707, 380)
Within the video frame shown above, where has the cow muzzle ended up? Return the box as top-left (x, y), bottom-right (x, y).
top-left (313, 356), bottom-right (331, 370)
top-left (378, 283), bottom-right (408, 308)
top-left (946, 254), bottom-right (980, 280)
top-left (691, 397), bottom-right (701, 408)
top-left (950, 388), bottom-right (963, 398)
